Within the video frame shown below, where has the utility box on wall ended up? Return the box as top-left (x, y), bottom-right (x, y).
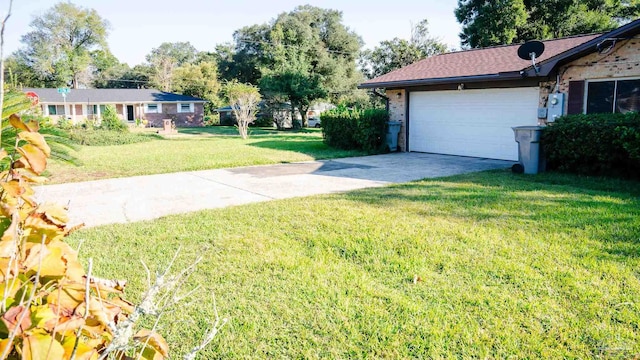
top-left (547, 93), bottom-right (565, 122)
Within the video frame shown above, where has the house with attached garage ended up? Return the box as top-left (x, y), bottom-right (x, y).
top-left (359, 19), bottom-right (640, 161)
top-left (23, 88), bottom-right (207, 127)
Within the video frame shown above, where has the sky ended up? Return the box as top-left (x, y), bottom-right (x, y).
top-left (2, 0), bottom-right (462, 66)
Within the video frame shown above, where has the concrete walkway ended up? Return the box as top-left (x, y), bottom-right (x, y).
top-left (35, 153), bottom-right (513, 228)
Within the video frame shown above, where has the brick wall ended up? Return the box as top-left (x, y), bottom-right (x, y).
top-left (557, 35), bottom-right (640, 114)
top-left (386, 89), bottom-right (406, 151)
top-left (144, 103), bottom-right (205, 127)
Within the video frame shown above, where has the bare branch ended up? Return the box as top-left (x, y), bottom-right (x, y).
top-left (183, 295), bottom-right (228, 360)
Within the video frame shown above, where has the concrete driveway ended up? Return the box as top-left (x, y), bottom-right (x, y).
top-left (35, 153), bottom-right (513, 228)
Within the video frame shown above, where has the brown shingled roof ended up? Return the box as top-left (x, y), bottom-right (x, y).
top-left (361, 34), bottom-right (600, 87)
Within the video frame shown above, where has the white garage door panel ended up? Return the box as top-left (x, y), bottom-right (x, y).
top-left (409, 88), bottom-right (539, 161)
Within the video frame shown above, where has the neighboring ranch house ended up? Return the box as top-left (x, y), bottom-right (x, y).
top-left (359, 19), bottom-right (640, 161)
top-left (216, 102), bottom-right (335, 127)
top-left (23, 88), bottom-right (207, 127)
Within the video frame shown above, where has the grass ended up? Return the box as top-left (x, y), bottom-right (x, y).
top-left (46, 126), bottom-right (365, 183)
top-left (67, 170), bottom-right (640, 358)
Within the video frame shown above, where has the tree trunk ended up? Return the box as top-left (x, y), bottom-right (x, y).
top-left (300, 104), bottom-right (309, 127)
top-left (290, 101), bottom-right (301, 129)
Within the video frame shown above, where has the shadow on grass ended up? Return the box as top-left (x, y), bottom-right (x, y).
top-left (342, 171), bottom-right (640, 259)
top-left (248, 139), bottom-right (366, 159)
top-left (178, 126), bottom-right (321, 137)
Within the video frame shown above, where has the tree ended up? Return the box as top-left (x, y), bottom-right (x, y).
top-left (229, 5), bottom-right (360, 127)
top-left (360, 19), bottom-right (447, 79)
top-left (172, 61), bottom-right (221, 114)
top-left (215, 24), bottom-right (272, 85)
top-left (276, 6), bottom-right (362, 104)
top-left (261, 69), bottom-right (326, 129)
top-left (223, 81), bottom-right (261, 139)
top-left (455, 0), bottom-right (528, 48)
top-left (455, 0), bottom-right (640, 48)
top-left (90, 49), bottom-right (130, 88)
top-left (146, 41), bottom-right (198, 66)
top-left (17, 2), bottom-right (110, 88)
top-left (218, 6), bottom-right (363, 120)
top-left (101, 64), bottom-right (152, 89)
top-left (516, 0), bottom-right (639, 41)
top-left (4, 52), bottom-right (45, 88)
top-left (146, 42), bottom-right (198, 91)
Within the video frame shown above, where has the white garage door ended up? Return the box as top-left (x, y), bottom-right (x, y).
top-left (409, 87), bottom-right (539, 161)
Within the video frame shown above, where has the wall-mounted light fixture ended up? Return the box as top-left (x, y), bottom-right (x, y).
top-left (457, 83), bottom-right (465, 91)
top-left (396, 92), bottom-right (402, 99)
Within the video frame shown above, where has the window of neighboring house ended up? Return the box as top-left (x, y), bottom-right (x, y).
top-left (145, 103), bottom-right (162, 113)
top-left (586, 78), bottom-right (640, 114)
top-left (47, 105), bottom-right (65, 115)
top-left (177, 103), bottom-right (194, 113)
top-left (90, 105), bottom-right (107, 115)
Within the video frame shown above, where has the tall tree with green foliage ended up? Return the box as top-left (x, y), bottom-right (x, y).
top-left (239, 5), bottom-right (362, 126)
top-left (172, 61), bottom-right (221, 114)
top-left (517, 0), bottom-right (640, 41)
top-left (216, 24), bottom-right (271, 85)
top-left (16, 2), bottom-right (110, 88)
top-left (101, 64), bottom-right (152, 89)
top-left (360, 19), bottom-right (448, 79)
top-left (218, 5), bottom-right (363, 118)
top-left (455, 0), bottom-right (528, 48)
top-left (146, 41), bottom-right (198, 91)
top-left (455, 0), bottom-right (640, 48)
top-left (90, 49), bottom-right (130, 88)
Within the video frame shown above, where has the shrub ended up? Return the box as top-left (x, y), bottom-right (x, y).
top-left (220, 114), bottom-right (235, 126)
top-left (541, 112), bottom-right (640, 179)
top-left (252, 115), bottom-right (274, 127)
top-left (357, 109), bottom-right (389, 153)
top-left (68, 127), bottom-right (161, 146)
top-left (101, 104), bottom-right (128, 132)
top-left (204, 114), bottom-right (220, 126)
top-left (56, 116), bottom-right (73, 130)
top-left (321, 107), bottom-right (389, 153)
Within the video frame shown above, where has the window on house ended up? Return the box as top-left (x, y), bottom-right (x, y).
top-left (177, 103), bottom-right (194, 113)
top-left (90, 105), bottom-right (107, 115)
top-left (586, 79), bottom-right (640, 114)
top-left (145, 104), bottom-right (161, 113)
top-left (48, 105), bottom-right (65, 115)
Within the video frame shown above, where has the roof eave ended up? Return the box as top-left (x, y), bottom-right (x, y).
top-left (524, 19), bottom-right (640, 77)
top-left (360, 19), bottom-right (640, 89)
top-left (358, 72), bottom-right (524, 89)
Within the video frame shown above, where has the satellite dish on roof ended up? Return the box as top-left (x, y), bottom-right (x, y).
top-left (517, 41), bottom-right (545, 60)
top-left (517, 40), bottom-right (545, 74)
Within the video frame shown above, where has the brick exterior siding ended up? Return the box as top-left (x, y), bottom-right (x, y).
top-left (144, 103), bottom-right (205, 127)
top-left (557, 35), bottom-right (640, 115)
top-left (386, 89), bottom-right (406, 151)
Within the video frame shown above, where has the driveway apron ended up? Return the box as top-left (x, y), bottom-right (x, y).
top-left (35, 153), bottom-right (513, 227)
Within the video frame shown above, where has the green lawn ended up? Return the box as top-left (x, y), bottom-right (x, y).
top-left (46, 127), bottom-right (365, 183)
top-left (67, 170), bottom-right (640, 358)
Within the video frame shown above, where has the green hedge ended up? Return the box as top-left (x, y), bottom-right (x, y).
top-left (541, 112), bottom-right (640, 179)
top-left (321, 108), bottom-right (389, 153)
top-left (68, 128), bottom-right (161, 146)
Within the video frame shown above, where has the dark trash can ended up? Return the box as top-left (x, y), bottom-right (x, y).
top-left (386, 121), bottom-right (401, 152)
top-left (512, 126), bottom-right (545, 174)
